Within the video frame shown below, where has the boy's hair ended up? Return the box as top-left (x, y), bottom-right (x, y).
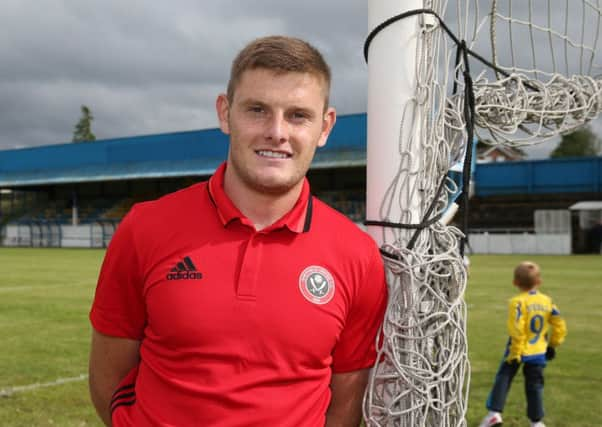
top-left (226, 35), bottom-right (331, 108)
top-left (513, 261), bottom-right (541, 290)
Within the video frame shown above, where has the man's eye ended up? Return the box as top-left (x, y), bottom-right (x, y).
top-left (292, 112), bottom-right (308, 120)
top-left (248, 106), bottom-right (264, 113)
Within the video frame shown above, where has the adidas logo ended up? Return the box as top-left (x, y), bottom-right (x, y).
top-left (166, 256), bottom-right (203, 281)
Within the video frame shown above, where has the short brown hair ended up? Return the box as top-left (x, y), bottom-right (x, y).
top-left (226, 36), bottom-right (331, 107)
top-left (513, 261), bottom-right (541, 290)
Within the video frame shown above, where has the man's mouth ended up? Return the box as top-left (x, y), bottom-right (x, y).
top-left (256, 150), bottom-right (291, 159)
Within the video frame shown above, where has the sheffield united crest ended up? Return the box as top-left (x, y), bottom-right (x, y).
top-left (299, 266), bottom-right (335, 305)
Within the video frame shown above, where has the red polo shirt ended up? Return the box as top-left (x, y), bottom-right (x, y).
top-left (90, 162), bottom-right (387, 426)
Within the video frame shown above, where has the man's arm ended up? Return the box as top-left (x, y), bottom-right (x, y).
top-left (89, 329), bottom-right (141, 426)
top-left (325, 369), bottom-right (370, 427)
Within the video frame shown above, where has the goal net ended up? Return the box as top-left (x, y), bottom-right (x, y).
top-left (363, 1), bottom-right (601, 426)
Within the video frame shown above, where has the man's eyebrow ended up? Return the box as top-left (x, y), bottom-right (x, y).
top-left (239, 98), bottom-right (266, 107)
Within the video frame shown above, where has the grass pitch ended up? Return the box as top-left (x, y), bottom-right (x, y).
top-left (467, 254), bottom-right (602, 427)
top-left (0, 248), bottom-right (104, 426)
top-left (0, 248), bottom-right (600, 426)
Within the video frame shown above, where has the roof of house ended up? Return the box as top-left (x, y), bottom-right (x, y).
top-left (569, 201), bottom-right (602, 210)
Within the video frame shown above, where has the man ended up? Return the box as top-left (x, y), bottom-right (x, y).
top-left (89, 35), bottom-right (388, 426)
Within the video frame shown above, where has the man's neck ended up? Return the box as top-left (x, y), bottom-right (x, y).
top-left (223, 175), bottom-right (303, 231)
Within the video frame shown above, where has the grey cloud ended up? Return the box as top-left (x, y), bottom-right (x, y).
top-left (0, 0), bottom-right (599, 158)
top-left (0, 0), bottom-right (367, 150)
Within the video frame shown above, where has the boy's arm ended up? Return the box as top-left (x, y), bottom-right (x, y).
top-left (548, 303), bottom-right (567, 348)
top-left (506, 297), bottom-right (526, 362)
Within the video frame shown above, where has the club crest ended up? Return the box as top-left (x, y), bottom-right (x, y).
top-left (299, 266), bottom-right (335, 305)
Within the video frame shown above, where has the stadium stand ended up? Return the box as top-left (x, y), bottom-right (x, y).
top-left (0, 113), bottom-right (600, 252)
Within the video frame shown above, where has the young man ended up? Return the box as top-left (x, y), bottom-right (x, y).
top-left (88, 36), bottom-right (388, 426)
top-left (478, 261), bottom-right (567, 427)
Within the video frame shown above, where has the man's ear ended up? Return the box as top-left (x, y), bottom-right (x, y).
top-left (317, 106), bottom-right (337, 148)
top-left (216, 94), bottom-right (230, 135)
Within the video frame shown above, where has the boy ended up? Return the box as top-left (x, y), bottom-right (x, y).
top-left (478, 261), bottom-right (567, 427)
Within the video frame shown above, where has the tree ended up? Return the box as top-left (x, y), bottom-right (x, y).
top-left (550, 125), bottom-right (601, 158)
top-left (72, 105), bottom-right (96, 142)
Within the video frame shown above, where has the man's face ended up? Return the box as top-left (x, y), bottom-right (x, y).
top-left (216, 68), bottom-right (336, 197)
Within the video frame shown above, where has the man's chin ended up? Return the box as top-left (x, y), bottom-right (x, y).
top-left (251, 176), bottom-right (300, 196)
top-left (254, 181), bottom-right (295, 196)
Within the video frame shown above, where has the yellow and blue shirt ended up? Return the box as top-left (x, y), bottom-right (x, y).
top-left (504, 289), bottom-right (567, 364)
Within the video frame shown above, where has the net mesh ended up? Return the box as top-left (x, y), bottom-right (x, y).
top-left (363, 1), bottom-right (602, 426)
top-left (475, 0), bottom-right (602, 145)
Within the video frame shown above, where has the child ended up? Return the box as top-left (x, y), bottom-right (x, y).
top-left (478, 261), bottom-right (567, 427)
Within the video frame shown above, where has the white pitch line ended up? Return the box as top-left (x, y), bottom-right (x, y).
top-left (0, 374), bottom-right (88, 397)
top-left (0, 282), bottom-right (93, 292)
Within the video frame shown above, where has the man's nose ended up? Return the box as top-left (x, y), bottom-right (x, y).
top-left (264, 112), bottom-right (289, 143)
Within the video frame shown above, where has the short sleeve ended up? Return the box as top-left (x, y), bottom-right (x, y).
top-left (89, 207), bottom-right (146, 339)
top-left (331, 247), bottom-right (388, 373)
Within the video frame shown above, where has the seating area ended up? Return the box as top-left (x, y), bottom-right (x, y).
top-left (13, 201), bottom-right (70, 224)
top-left (10, 197), bottom-right (130, 225)
top-left (98, 197), bottom-right (137, 222)
top-left (6, 190), bottom-right (367, 227)
top-left (317, 190), bottom-right (365, 223)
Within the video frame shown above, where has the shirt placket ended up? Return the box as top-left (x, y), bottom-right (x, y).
top-left (236, 232), bottom-right (264, 300)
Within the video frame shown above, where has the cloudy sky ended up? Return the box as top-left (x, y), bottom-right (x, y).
top-left (1, 0), bottom-right (600, 158)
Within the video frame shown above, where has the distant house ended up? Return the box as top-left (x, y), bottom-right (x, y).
top-left (477, 142), bottom-right (525, 162)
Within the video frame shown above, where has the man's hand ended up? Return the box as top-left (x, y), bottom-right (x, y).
top-left (545, 346), bottom-right (556, 361)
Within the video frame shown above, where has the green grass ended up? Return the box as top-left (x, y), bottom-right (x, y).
top-left (0, 249), bottom-right (600, 426)
top-left (0, 248), bottom-right (104, 427)
top-left (467, 255), bottom-right (602, 427)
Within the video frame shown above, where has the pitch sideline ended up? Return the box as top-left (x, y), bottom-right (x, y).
top-left (0, 373), bottom-right (88, 397)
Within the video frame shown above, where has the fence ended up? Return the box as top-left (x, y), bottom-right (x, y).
top-left (1, 221), bottom-right (118, 248)
top-left (468, 232), bottom-right (571, 255)
top-left (0, 222), bottom-right (573, 254)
